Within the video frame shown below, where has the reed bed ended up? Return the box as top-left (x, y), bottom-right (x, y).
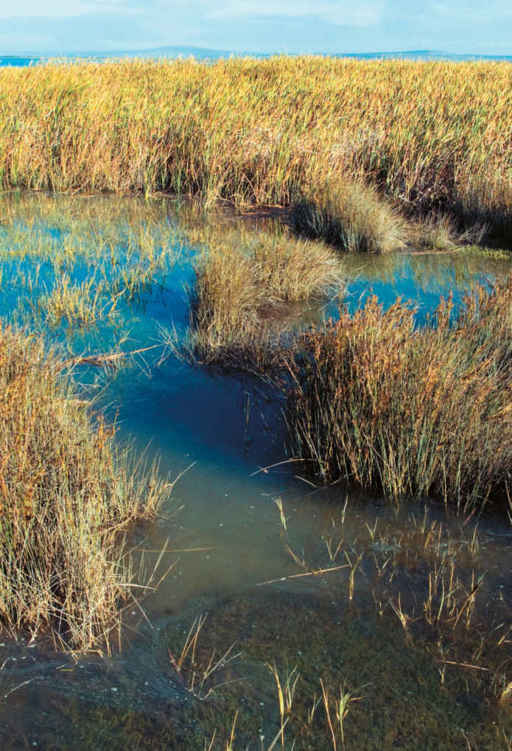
top-left (285, 277), bottom-right (512, 510)
top-left (183, 225), bottom-right (344, 371)
top-left (1, 58), bottom-right (512, 248)
top-left (0, 324), bottom-right (170, 650)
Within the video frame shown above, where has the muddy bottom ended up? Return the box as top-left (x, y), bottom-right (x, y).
top-left (2, 584), bottom-right (509, 750)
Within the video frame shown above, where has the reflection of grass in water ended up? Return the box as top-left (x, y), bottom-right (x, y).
top-left (342, 246), bottom-right (511, 296)
top-left (0, 194), bottom-right (183, 348)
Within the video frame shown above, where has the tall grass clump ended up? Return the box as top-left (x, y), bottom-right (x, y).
top-left (185, 226), bottom-right (344, 371)
top-left (0, 325), bottom-right (170, 650)
top-left (285, 277), bottom-right (512, 510)
top-left (291, 178), bottom-right (407, 253)
top-left (1, 58), bottom-right (512, 244)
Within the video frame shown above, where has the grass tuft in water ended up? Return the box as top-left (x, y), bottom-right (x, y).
top-left (285, 277), bottom-right (512, 511)
top-left (0, 324), bottom-right (171, 650)
top-left (179, 225), bottom-right (344, 372)
top-left (291, 178), bottom-right (407, 254)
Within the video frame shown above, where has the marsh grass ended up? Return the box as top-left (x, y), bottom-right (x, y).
top-left (103, 490), bottom-right (510, 749)
top-left (285, 277), bottom-right (512, 511)
top-left (271, 498), bottom-right (511, 723)
top-left (291, 178), bottom-right (408, 253)
top-left (36, 274), bottom-right (121, 327)
top-left (1, 58), bottom-right (512, 246)
top-left (0, 324), bottom-right (171, 650)
top-left (181, 225), bottom-right (344, 371)
top-left (410, 212), bottom-right (459, 250)
top-left (320, 679), bottom-right (361, 751)
top-left (164, 501), bottom-right (512, 750)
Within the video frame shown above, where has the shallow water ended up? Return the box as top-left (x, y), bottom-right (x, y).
top-left (0, 194), bottom-right (510, 749)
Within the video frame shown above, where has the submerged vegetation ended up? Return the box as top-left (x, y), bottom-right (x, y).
top-left (285, 278), bottom-right (512, 511)
top-left (147, 499), bottom-right (512, 750)
top-left (1, 57), bottom-right (512, 250)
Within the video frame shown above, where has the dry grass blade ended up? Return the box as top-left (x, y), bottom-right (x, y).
top-left (267, 663), bottom-right (300, 749)
top-left (168, 614), bottom-right (240, 700)
top-left (63, 345), bottom-right (159, 369)
top-left (320, 679), bottom-right (361, 751)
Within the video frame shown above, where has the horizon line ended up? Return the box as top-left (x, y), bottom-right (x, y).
top-left (1, 46), bottom-right (512, 60)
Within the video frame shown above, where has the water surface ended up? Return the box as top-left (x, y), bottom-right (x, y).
top-left (0, 194), bottom-right (510, 749)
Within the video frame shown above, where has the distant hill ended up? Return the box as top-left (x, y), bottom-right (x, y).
top-left (1, 47), bottom-right (512, 67)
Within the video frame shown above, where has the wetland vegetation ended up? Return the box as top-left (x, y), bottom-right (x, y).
top-left (1, 58), bottom-right (512, 249)
top-left (285, 279), bottom-right (512, 511)
top-left (182, 223), bottom-right (344, 371)
top-left (0, 56), bottom-right (511, 748)
top-left (0, 323), bottom-right (170, 652)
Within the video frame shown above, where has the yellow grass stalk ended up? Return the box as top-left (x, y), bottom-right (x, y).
top-left (285, 276), bottom-right (512, 510)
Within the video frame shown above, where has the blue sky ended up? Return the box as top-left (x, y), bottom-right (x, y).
top-left (0, 0), bottom-right (510, 55)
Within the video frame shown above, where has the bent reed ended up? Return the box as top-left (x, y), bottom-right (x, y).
top-left (1, 58), bottom-right (512, 249)
top-left (0, 324), bottom-right (170, 650)
top-left (285, 277), bottom-right (512, 511)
